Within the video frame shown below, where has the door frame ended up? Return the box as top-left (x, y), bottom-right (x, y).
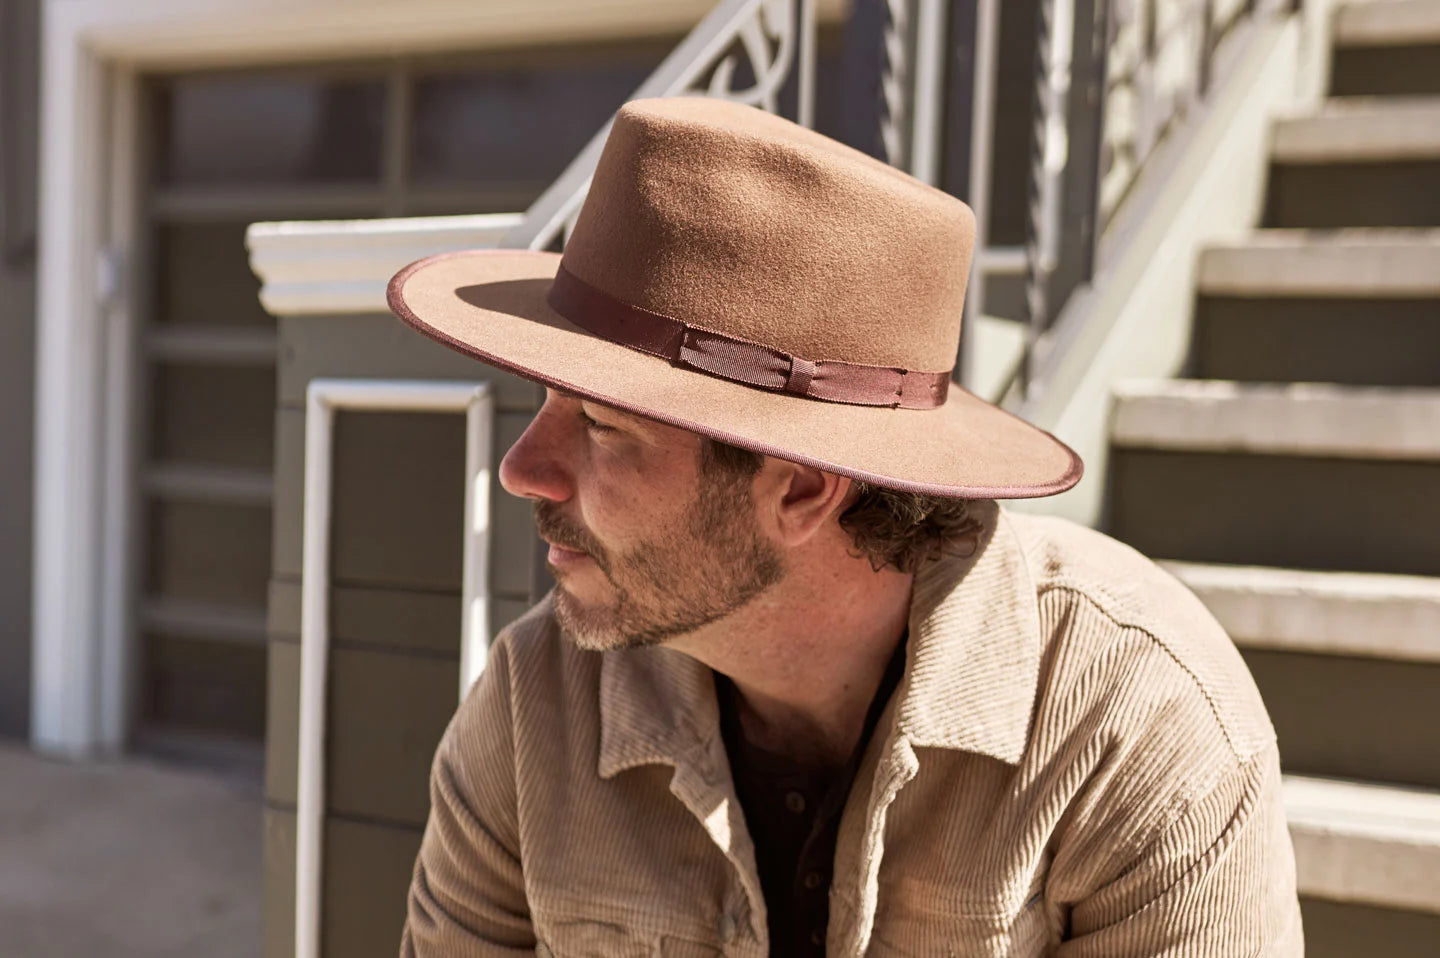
top-left (30, 0), bottom-right (743, 757)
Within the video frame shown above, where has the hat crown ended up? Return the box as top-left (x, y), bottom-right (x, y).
top-left (560, 98), bottom-right (976, 373)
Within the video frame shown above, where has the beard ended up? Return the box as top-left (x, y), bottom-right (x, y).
top-left (533, 470), bottom-right (783, 652)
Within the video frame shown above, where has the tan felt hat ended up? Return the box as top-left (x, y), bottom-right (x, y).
top-left (387, 97), bottom-right (1081, 498)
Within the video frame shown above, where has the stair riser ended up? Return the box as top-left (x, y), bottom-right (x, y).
top-left (1242, 649), bottom-right (1440, 789)
top-left (1332, 45), bottom-right (1440, 96)
top-left (1301, 899), bottom-right (1440, 958)
top-left (1265, 160), bottom-right (1440, 228)
top-left (1192, 297), bottom-right (1440, 387)
top-left (1107, 450), bottom-right (1440, 576)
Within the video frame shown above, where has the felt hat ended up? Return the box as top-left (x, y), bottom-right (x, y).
top-left (387, 97), bottom-right (1081, 498)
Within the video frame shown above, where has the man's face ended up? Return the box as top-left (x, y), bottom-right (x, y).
top-left (498, 390), bottom-right (783, 651)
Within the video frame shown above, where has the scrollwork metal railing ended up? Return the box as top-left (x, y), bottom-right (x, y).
top-left (1017, 0), bottom-right (1290, 399)
top-left (502, 0), bottom-right (818, 253)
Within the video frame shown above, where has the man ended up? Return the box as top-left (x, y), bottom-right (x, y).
top-left (388, 97), bottom-right (1302, 955)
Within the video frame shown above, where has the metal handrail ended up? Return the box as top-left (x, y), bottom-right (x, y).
top-left (502, 0), bottom-right (819, 252)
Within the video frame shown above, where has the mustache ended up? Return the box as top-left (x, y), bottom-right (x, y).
top-left (533, 502), bottom-right (607, 565)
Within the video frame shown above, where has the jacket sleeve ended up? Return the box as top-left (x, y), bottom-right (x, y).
top-left (400, 636), bottom-right (534, 956)
top-left (1057, 743), bottom-right (1304, 957)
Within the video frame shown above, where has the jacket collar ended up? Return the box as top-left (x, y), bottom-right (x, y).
top-left (597, 500), bottom-right (1041, 779)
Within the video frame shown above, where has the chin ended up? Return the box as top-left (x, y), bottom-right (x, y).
top-left (553, 585), bottom-right (621, 651)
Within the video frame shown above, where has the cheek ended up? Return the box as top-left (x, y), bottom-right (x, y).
top-left (575, 447), bottom-right (700, 548)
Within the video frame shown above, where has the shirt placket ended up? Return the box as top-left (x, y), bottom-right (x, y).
top-left (829, 730), bottom-right (920, 955)
top-left (663, 736), bottom-right (771, 957)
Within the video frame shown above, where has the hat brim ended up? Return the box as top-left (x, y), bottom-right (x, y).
top-left (387, 249), bottom-right (1082, 499)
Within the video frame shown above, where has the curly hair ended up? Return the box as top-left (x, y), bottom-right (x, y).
top-left (699, 438), bottom-right (983, 574)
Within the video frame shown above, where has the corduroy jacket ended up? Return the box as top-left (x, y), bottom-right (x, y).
top-left (400, 503), bottom-right (1303, 956)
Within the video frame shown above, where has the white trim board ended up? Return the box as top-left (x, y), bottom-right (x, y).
top-left (1110, 380), bottom-right (1440, 461)
top-left (246, 214), bottom-right (521, 317)
top-left (62, 0), bottom-right (846, 70)
top-left (297, 378), bottom-right (493, 958)
top-left (1163, 561), bottom-right (1440, 663)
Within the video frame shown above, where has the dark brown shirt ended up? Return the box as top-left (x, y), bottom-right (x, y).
top-left (717, 635), bottom-right (907, 956)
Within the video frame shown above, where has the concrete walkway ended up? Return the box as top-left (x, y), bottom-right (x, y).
top-left (0, 741), bottom-right (261, 957)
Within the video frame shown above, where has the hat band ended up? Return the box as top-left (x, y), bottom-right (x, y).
top-left (547, 263), bottom-right (950, 409)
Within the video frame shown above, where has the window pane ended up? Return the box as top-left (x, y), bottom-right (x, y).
top-left (150, 363), bottom-right (277, 470)
top-left (410, 42), bottom-right (670, 193)
top-left (154, 222), bottom-right (272, 326)
top-left (154, 72), bottom-right (385, 186)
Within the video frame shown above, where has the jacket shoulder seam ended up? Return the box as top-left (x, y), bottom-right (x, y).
top-left (1036, 580), bottom-right (1244, 761)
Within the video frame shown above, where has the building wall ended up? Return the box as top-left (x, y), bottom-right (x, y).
top-left (262, 312), bottom-right (545, 957)
top-left (0, 0), bottom-right (40, 739)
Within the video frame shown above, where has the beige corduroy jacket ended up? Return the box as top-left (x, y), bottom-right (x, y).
top-left (400, 504), bottom-right (1303, 957)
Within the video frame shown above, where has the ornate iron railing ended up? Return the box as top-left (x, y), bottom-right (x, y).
top-left (502, 0), bottom-right (819, 253)
top-left (1016, 0), bottom-right (1294, 398)
top-left (1100, 0), bottom-right (1263, 227)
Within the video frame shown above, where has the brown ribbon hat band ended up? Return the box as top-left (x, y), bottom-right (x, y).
top-left (547, 264), bottom-right (951, 410)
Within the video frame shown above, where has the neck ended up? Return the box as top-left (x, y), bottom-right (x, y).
top-left (667, 551), bottom-right (913, 769)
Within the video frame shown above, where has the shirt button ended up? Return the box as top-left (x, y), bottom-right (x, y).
top-left (785, 790), bottom-right (806, 813)
top-left (803, 870), bottom-right (824, 891)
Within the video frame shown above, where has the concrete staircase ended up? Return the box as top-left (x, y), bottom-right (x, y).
top-left (1104, 2), bottom-right (1440, 953)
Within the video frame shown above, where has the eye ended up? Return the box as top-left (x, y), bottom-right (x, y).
top-left (579, 407), bottom-right (617, 434)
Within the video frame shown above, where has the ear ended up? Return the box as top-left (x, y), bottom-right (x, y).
top-left (762, 460), bottom-right (853, 548)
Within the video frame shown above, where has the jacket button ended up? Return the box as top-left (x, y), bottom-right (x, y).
top-left (716, 912), bottom-right (738, 943)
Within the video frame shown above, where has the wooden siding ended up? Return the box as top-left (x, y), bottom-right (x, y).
top-left (264, 311), bottom-right (542, 957)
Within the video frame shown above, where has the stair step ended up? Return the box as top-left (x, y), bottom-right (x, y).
top-left (1332, 1), bottom-right (1440, 97)
top-left (1163, 562), bottom-right (1440, 662)
top-left (1192, 296), bottom-right (1440, 388)
top-left (1198, 229), bottom-right (1440, 297)
top-left (1111, 380), bottom-right (1440, 461)
top-left (1106, 381), bottom-right (1440, 576)
top-left (1286, 774), bottom-right (1440, 914)
top-left (1273, 97), bottom-right (1440, 162)
top-left (1264, 158), bottom-right (1440, 228)
top-left (1299, 900), bottom-right (1440, 958)
top-left (1264, 98), bottom-right (1440, 228)
top-left (1335, 0), bottom-right (1440, 48)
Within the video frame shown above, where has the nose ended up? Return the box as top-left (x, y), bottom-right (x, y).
top-left (498, 395), bottom-right (576, 503)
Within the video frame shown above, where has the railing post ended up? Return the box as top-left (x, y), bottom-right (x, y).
top-left (1058, 0), bottom-right (1111, 294)
top-left (1020, 0), bottom-right (1072, 398)
top-left (910, 0), bottom-right (950, 185)
top-left (1020, 0), bottom-right (1110, 399)
top-left (1198, 0), bottom-right (1217, 97)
